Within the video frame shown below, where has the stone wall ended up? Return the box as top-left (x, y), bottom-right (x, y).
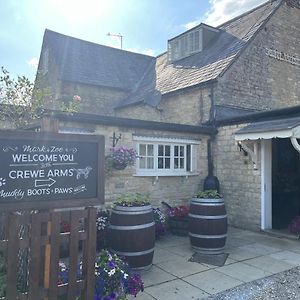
top-left (215, 2), bottom-right (300, 111)
top-left (116, 87), bottom-right (212, 125)
top-left (59, 120), bottom-right (209, 208)
top-left (214, 124), bottom-right (261, 230)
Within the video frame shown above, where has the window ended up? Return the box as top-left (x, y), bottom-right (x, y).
top-left (134, 136), bottom-right (199, 176)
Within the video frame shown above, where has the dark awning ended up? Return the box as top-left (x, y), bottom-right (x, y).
top-left (235, 116), bottom-right (300, 141)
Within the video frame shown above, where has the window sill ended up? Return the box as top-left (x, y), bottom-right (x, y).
top-left (133, 172), bottom-right (199, 177)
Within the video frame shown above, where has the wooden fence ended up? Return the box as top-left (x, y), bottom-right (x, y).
top-left (0, 207), bottom-right (97, 300)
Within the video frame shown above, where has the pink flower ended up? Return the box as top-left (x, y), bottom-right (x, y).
top-left (73, 95), bottom-right (81, 102)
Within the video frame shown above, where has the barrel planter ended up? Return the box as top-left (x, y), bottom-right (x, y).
top-left (169, 216), bottom-right (189, 236)
top-left (189, 197), bottom-right (227, 254)
top-left (109, 204), bottom-right (155, 270)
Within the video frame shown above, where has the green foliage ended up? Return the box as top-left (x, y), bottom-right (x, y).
top-left (0, 253), bottom-right (6, 298)
top-left (59, 95), bottom-right (81, 114)
top-left (0, 67), bottom-right (51, 128)
top-left (114, 193), bottom-right (150, 207)
top-left (195, 190), bottom-right (222, 199)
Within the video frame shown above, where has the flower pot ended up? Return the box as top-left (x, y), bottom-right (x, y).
top-left (169, 216), bottom-right (189, 236)
top-left (109, 205), bottom-right (155, 270)
top-left (189, 197), bottom-right (227, 254)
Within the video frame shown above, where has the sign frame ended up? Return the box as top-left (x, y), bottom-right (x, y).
top-left (0, 130), bottom-right (105, 211)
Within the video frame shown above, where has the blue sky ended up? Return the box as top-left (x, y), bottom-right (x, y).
top-left (0, 0), bottom-right (265, 80)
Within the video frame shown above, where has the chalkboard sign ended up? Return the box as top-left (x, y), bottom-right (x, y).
top-left (0, 131), bottom-right (104, 211)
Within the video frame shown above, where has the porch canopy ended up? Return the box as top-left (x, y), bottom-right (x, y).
top-left (234, 116), bottom-right (300, 141)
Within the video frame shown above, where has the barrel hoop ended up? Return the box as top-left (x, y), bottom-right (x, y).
top-left (113, 205), bottom-right (152, 212)
top-left (191, 198), bottom-right (224, 204)
top-left (189, 233), bottom-right (227, 239)
top-left (109, 221), bottom-right (155, 230)
top-left (191, 245), bottom-right (225, 252)
top-left (112, 209), bottom-right (153, 215)
top-left (189, 213), bottom-right (227, 220)
top-left (190, 202), bottom-right (225, 207)
top-left (111, 247), bottom-right (155, 256)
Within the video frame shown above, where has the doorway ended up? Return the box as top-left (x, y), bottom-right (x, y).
top-left (272, 138), bottom-right (300, 231)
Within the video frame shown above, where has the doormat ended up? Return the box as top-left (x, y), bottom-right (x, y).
top-left (189, 253), bottom-right (228, 267)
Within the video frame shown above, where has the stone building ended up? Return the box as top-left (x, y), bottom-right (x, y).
top-left (36, 0), bottom-right (300, 232)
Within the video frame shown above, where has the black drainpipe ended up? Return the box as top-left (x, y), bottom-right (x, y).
top-left (203, 83), bottom-right (220, 192)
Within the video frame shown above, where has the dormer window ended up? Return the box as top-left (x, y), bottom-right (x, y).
top-left (168, 24), bottom-right (219, 63)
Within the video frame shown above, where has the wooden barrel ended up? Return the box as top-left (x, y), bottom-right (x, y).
top-left (109, 205), bottom-right (155, 270)
top-left (189, 198), bottom-right (227, 254)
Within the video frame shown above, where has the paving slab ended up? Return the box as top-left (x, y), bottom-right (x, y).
top-left (243, 255), bottom-right (294, 274)
top-left (216, 261), bottom-right (271, 282)
top-left (225, 236), bottom-right (253, 248)
top-left (146, 279), bottom-right (209, 300)
top-left (270, 250), bottom-right (300, 266)
top-left (184, 269), bottom-right (243, 294)
top-left (155, 235), bottom-right (187, 248)
top-left (157, 256), bottom-right (209, 278)
top-left (167, 243), bottom-right (194, 258)
top-left (127, 291), bottom-right (156, 300)
top-left (153, 247), bottom-right (182, 264)
top-left (140, 265), bottom-right (176, 287)
top-left (238, 242), bottom-right (280, 256)
top-left (227, 247), bottom-right (261, 261)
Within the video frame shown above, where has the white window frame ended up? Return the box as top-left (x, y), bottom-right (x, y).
top-left (133, 136), bottom-right (200, 177)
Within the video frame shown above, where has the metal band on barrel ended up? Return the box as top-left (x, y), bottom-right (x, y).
top-left (111, 247), bottom-right (155, 256)
top-left (189, 213), bottom-right (227, 219)
top-left (189, 233), bottom-right (227, 239)
top-left (109, 221), bottom-right (155, 230)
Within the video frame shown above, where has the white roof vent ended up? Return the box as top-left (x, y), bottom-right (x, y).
top-left (168, 23), bottom-right (219, 63)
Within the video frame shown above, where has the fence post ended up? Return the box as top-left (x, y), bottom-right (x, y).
top-left (6, 213), bottom-right (19, 299)
top-left (83, 207), bottom-right (96, 300)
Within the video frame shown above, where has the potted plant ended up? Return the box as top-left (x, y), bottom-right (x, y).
top-left (109, 146), bottom-right (137, 170)
top-left (189, 189), bottom-right (227, 254)
top-left (96, 209), bottom-right (110, 251)
top-left (109, 193), bottom-right (155, 270)
top-left (164, 203), bottom-right (190, 236)
top-left (58, 249), bottom-right (144, 299)
top-left (153, 208), bottom-right (167, 239)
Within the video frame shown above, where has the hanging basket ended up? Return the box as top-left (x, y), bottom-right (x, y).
top-left (113, 161), bottom-right (127, 170)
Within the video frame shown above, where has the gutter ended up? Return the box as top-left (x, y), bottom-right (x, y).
top-left (54, 111), bottom-right (218, 135)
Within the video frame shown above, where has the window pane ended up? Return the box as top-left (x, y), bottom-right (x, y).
top-left (140, 157), bottom-right (146, 169)
top-left (139, 144), bottom-right (146, 156)
top-left (186, 144), bottom-right (191, 171)
top-left (180, 158), bottom-right (184, 168)
top-left (147, 158), bottom-right (154, 169)
top-left (174, 146), bottom-right (178, 156)
top-left (158, 158), bottom-right (164, 169)
top-left (165, 146), bottom-right (170, 156)
top-left (158, 145), bottom-right (164, 156)
top-left (165, 158), bottom-right (170, 169)
top-left (180, 146), bottom-right (184, 156)
top-left (174, 158), bottom-right (178, 169)
top-left (148, 145), bottom-right (154, 156)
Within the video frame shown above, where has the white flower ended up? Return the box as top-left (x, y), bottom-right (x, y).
top-left (123, 272), bottom-right (129, 279)
top-left (108, 268), bottom-right (116, 277)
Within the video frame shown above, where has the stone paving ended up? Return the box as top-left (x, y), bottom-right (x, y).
top-left (128, 227), bottom-right (300, 300)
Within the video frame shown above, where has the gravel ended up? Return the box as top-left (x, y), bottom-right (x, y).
top-left (205, 266), bottom-right (300, 300)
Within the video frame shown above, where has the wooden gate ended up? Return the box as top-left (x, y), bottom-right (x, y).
top-left (0, 207), bottom-right (96, 300)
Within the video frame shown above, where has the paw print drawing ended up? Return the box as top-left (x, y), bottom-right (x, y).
top-left (0, 178), bottom-right (6, 187)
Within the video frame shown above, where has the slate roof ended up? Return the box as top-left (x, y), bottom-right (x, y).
top-left (236, 116), bottom-right (300, 134)
top-left (117, 0), bottom-right (281, 108)
top-left (42, 30), bottom-right (155, 91)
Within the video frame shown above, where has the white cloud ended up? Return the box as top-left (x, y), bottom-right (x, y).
top-left (185, 20), bottom-right (200, 30)
top-left (26, 57), bottom-right (39, 69)
top-left (204, 0), bottom-right (266, 27)
top-left (125, 47), bottom-right (156, 57)
top-left (183, 0), bottom-right (266, 29)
